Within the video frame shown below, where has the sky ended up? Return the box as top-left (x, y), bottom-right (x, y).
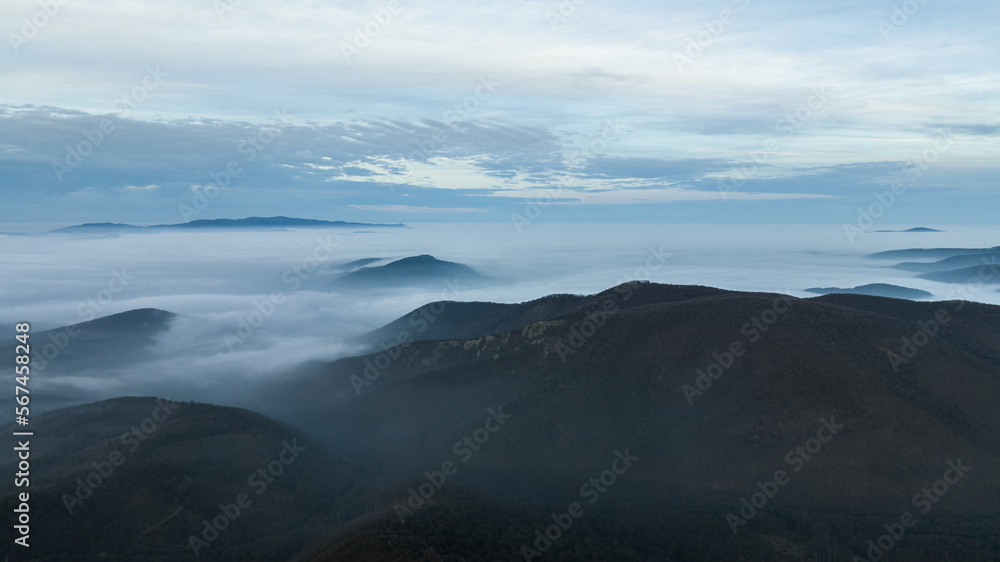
top-left (1, 0), bottom-right (998, 227)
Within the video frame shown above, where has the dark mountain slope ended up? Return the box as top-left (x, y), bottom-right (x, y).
top-left (360, 284), bottom-right (729, 346)
top-left (811, 293), bottom-right (1000, 370)
top-left (282, 283), bottom-right (1000, 520)
top-left (0, 397), bottom-right (361, 560)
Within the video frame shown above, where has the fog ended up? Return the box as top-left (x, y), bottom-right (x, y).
top-left (2, 222), bottom-right (997, 416)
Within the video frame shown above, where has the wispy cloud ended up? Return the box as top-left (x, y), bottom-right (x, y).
top-left (350, 205), bottom-right (488, 214)
top-left (2, 0), bottom-right (998, 224)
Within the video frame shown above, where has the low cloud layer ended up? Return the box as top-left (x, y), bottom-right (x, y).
top-left (2, 224), bottom-right (997, 413)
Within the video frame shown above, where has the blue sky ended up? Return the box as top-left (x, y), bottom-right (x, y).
top-left (1, 0), bottom-right (997, 226)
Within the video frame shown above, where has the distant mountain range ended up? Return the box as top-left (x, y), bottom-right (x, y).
top-left (893, 251), bottom-right (1000, 274)
top-left (47, 216), bottom-right (406, 233)
top-left (805, 283), bottom-right (933, 299)
top-left (919, 265), bottom-right (1000, 285)
top-left (871, 245), bottom-right (1000, 287)
top-left (870, 245), bottom-right (1000, 261)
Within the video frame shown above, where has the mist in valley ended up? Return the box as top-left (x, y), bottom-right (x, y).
top-left (1, 222), bottom-right (997, 418)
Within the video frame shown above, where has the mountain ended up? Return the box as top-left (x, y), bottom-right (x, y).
top-left (334, 254), bottom-right (493, 289)
top-left (13, 308), bottom-right (175, 371)
top-left (359, 284), bottom-right (728, 347)
top-left (333, 257), bottom-right (388, 271)
top-left (873, 227), bottom-right (944, 233)
top-left (869, 245), bottom-right (1000, 261)
top-left (10, 284), bottom-right (1000, 560)
top-left (804, 283), bottom-right (933, 300)
top-left (151, 216), bottom-right (405, 229)
top-left (48, 216), bottom-right (405, 233)
top-left (0, 309), bottom-right (177, 412)
top-left (894, 251), bottom-right (1000, 273)
top-left (270, 281), bottom-right (1000, 560)
top-left (47, 222), bottom-right (144, 233)
top-left (282, 282), bottom-right (1000, 507)
top-left (918, 264), bottom-right (1000, 285)
top-left (0, 397), bottom-right (360, 560)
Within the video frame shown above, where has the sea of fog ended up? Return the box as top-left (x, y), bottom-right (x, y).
top-left (1, 222), bottom-right (997, 410)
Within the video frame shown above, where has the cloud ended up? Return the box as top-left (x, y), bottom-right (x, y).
top-left (583, 157), bottom-right (734, 180)
top-left (934, 123), bottom-right (1000, 137)
top-left (3, 224), bottom-right (999, 413)
top-left (3, 0), bottom-right (999, 224)
top-left (488, 187), bottom-right (831, 205)
top-left (350, 205), bottom-right (488, 214)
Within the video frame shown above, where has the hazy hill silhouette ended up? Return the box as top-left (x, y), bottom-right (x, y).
top-left (7, 308), bottom-right (176, 373)
top-left (873, 227), bottom-right (943, 233)
top-left (870, 245), bottom-right (1000, 261)
top-left (334, 254), bottom-right (493, 289)
top-left (804, 283), bottom-right (932, 300)
top-left (894, 251), bottom-right (1000, 273)
top-left (0, 309), bottom-right (177, 413)
top-left (49, 216), bottom-right (404, 233)
top-left (918, 265), bottom-right (1000, 285)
